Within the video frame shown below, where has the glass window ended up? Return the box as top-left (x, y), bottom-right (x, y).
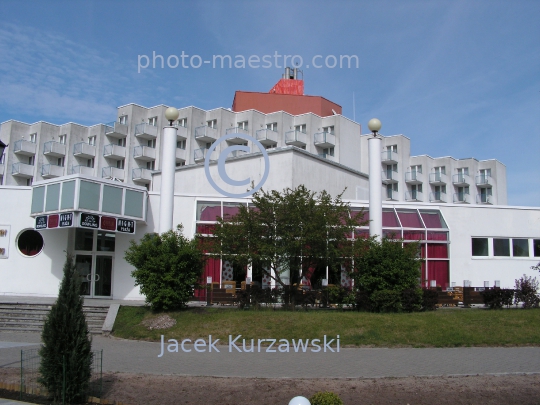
top-left (17, 229), bottom-right (44, 257)
top-left (427, 231), bottom-right (448, 241)
top-left (75, 229), bottom-right (94, 251)
top-left (223, 202), bottom-right (245, 220)
top-left (60, 181), bottom-right (75, 210)
top-left (124, 190), bottom-right (144, 218)
top-left (396, 210), bottom-right (423, 228)
top-left (197, 201), bottom-right (221, 221)
top-left (31, 186), bottom-right (45, 214)
top-left (512, 239), bottom-right (529, 257)
top-left (493, 238), bottom-right (510, 256)
top-left (420, 210), bottom-right (447, 228)
top-left (382, 209), bottom-right (399, 227)
top-left (472, 238), bottom-right (488, 256)
top-left (79, 181), bottom-right (100, 211)
top-left (534, 240), bottom-right (540, 257)
top-left (403, 230), bottom-right (424, 240)
top-left (102, 185), bottom-right (123, 215)
top-left (45, 183), bottom-right (61, 212)
top-left (97, 231), bottom-right (115, 252)
top-left (427, 244), bottom-right (448, 258)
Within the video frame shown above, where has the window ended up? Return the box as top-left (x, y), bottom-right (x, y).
top-left (177, 140), bottom-right (186, 149)
top-left (30, 133), bottom-right (37, 143)
top-left (479, 187), bottom-right (492, 203)
top-left (205, 142), bottom-right (212, 149)
top-left (0, 153), bottom-right (4, 164)
top-left (26, 178), bottom-right (33, 186)
top-left (266, 122), bottom-right (278, 131)
top-left (177, 118), bottom-right (187, 127)
top-left (75, 229), bottom-right (93, 251)
top-left (116, 159), bottom-right (125, 169)
top-left (148, 116), bottom-right (157, 126)
top-left (87, 158), bottom-right (94, 168)
top-left (434, 166), bottom-right (446, 175)
top-left (237, 121), bottom-right (248, 130)
top-left (97, 231), bottom-right (116, 252)
top-left (472, 238), bottom-right (489, 256)
top-left (147, 139), bottom-right (156, 148)
top-left (479, 168), bottom-right (491, 177)
top-left (512, 239), bottom-right (529, 257)
top-left (493, 238), bottom-right (510, 256)
top-left (323, 147), bottom-right (334, 156)
top-left (117, 138), bottom-right (126, 147)
top-left (294, 124), bottom-right (306, 133)
top-left (176, 161), bottom-right (186, 167)
top-left (207, 119), bottom-right (217, 128)
top-left (17, 229), bottom-right (44, 257)
top-left (323, 126), bottom-right (334, 134)
top-left (534, 240), bottom-right (540, 257)
top-left (57, 157), bottom-right (65, 167)
top-left (88, 136), bottom-right (96, 146)
top-left (457, 167), bottom-right (469, 176)
top-left (59, 135), bottom-right (66, 145)
top-left (119, 115), bottom-right (128, 125)
top-left (28, 156), bottom-right (35, 166)
top-left (146, 161), bottom-right (155, 170)
top-left (387, 145), bottom-right (397, 153)
top-left (411, 165), bottom-right (422, 174)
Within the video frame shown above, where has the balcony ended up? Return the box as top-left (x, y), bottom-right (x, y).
top-left (101, 166), bottom-right (125, 181)
top-left (176, 125), bottom-right (188, 141)
top-left (13, 140), bottom-right (37, 157)
top-left (314, 132), bottom-right (336, 148)
top-left (104, 121), bottom-right (128, 139)
top-left (73, 142), bottom-right (96, 159)
top-left (405, 171), bottom-right (423, 184)
top-left (70, 165), bottom-right (94, 176)
top-left (194, 148), bottom-right (217, 162)
top-left (385, 188), bottom-right (398, 201)
top-left (429, 172), bottom-right (447, 185)
top-left (453, 193), bottom-right (470, 204)
top-left (318, 153), bottom-right (336, 162)
top-left (452, 174), bottom-right (471, 186)
top-left (103, 144), bottom-right (126, 160)
top-left (405, 191), bottom-right (423, 202)
top-left (134, 123), bottom-right (158, 140)
top-left (255, 128), bottom-right (279, 146)
top-left (41, 164), bottom-right (64, 179)
top-left (285, 130), bottom-right (307, 147)
top-left (382, 170), bottom-right (399, 184)
top-left (132, 168), bottom-right (153, 184)
top-left (225, 127), bottom-right (249, 144)
top-left (228, 150), bottom-right (247, 159)
top-left (476, 194), bottom-right (493, 204)
top-left (476, 175), bottom-right (493, 187)
top-left (194, 125), bottom-right (219, 143)
top-left (429, 192), bottom-right (447, 203)
top-left (43, 141), bottom-right (66, 158)
top-left (176, 147), bottom-right (187, 163)
top-left (381, 150), bottom-right (398, 164)
top-left (11, 162), bottom-right (34, 178)
top-left (133, 145), bottom-right (156, 162)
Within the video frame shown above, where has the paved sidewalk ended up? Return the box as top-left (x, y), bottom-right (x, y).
top-left (1, 331), bottom-right (540, 379)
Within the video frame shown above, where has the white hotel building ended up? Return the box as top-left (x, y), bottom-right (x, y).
top-left (0, 72), bottom-right (538, 300)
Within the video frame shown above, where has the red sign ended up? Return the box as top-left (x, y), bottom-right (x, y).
top-left (47, 214), bottom-right (59, 228)
top-left (100, 216), bottom-right (117, 231)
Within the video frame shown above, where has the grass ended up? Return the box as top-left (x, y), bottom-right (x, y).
top-left (112, 306), bottom-right (540, 348)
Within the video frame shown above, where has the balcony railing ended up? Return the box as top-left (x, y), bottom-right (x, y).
top-left (176, 147), bottom-right (187, 163)
top-left (194, 148), bottom-right (217, 162)
top-left (101, 166), bottom-right (125, 181)
top-left (314, 132), bottom-right (336, 148)
top-left (476, 175), bottom-right (493, 187)
top-left (381, 150), bottom-right (398, 163)
top-left (194, 126), bottom-right (219, 143)
top-left (405, 191), bottom-right (423, 202)
top-left (255, 128), bottom-right (279, 146)
top-left (453, 193), bottom-right (470, 203)
top-left (318, 153), bottom-right (335, 161)
top-left (429, 172), bottom-right (447, 185)
top-left (41, 164), bottom-right (64, 179)
top-left (228, 149), bottom-right (247, 158)
top-left (452, 173), bottom-right (471, 186)
top-left (385, 188), bottom-right (398, 201)
top-left (224, 127), bottom-right (249, 144)
top-left (43, 141), bottom-right (66, 157)
top-left (476, 194), bottom-right (493, 204)
top-left (382, 170), bottom-right (399, 184)
top-left (104, 121), bottom-right (128, 138)
top-left (11, 162), bottom-right (34, 178)
top-left (13, 140), bottom-right (37, 156)
top-left (70, 165), bottom-right (94, 176)
top-left (285, 130), bottom-right (307, 147)
top-left (176, 125), bottom-right (188, 141)
top-left (429, 192), bottom-right (447, 203)
top-left (73, 142), bottom-right (96, 158)
top-left (103, 144), bottom-right (126, 159)
top-left (132, 168), bottom-right (153, 184)
top-left (405, 171), bottom-right (423, 184)
top-left (134, 123), bottom-right (158, 140)
top-left (0, 164), bottom-right (4, 176)
top-left (133, 145), bottom-right (156, 161)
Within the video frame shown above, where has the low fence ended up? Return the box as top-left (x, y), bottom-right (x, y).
top-left (433, 286), bottom-right (509, 307)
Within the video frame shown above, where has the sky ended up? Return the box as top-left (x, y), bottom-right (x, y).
top-left (0, 0), bottom-right (538, 206)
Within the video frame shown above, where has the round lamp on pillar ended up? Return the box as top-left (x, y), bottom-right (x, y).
top-left (367, 118), bottom-right (382, 240)
top-left (159, 107), bottom-right (180, 234)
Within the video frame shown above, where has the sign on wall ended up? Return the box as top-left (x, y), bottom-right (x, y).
top-left (0, 225), bottom-right (11, 259)
top-left (80, 213), bottom-right (99, 229)
top-left (33, 212), bottom-right (135, 234)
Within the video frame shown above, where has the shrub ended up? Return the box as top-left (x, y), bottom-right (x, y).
top-left (310, 391), bottom-right (344, 405)
top-left (352, 290), bottom-right (372, 311)
top-left (482, 289), bottom-right (515, 309)
top-left (421, 289), bottom-right (438, 311)
top-left (514, 276), bottom-right (540, 309)
top-left (124, 226), bottom-right (205, 311)
top-left (370, 289), bottom-right (402, 312)
top-left (401, 288), bottom-right (423, 312)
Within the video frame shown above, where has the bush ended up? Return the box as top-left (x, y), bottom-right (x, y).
top-left (352, 290), bottom-right (372, 311)
top-left (370, 290), bottom-right (402, 312)
top-left (514, 276), bottom-right (540, 309)
top-left (310, 391), bottom-right (344, 405)
top-left (124, 226), bottom-right (205, 311)
top-left (401, 288), bottom-right (423, 312)
top-left (482, 289), bottom-right (515, 309)
top-left (421, 289), bottom-right (438, 311)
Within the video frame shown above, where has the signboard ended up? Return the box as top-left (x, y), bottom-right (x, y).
top-left (35, 216), bottom-right (48, 230)
top-left (116, 219), bottom-right (135, 234)
top-left (59, 213), bottom-right (73, 227)
top-left (0, 225), bottom-right (10, 259)
top-left (48, 214), bottom-right (59, 229)
top-left (80, 213), bottom-right (99, 229)
top-left (100, 216), bottom-right (117, 231)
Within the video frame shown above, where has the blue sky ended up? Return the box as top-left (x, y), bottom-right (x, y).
top-left (0, 0), bottom-right (538, 206)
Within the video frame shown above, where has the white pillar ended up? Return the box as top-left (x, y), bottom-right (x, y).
top-left (158, 125), bottom-right (177, 233)
top-left (368, 135), bottom-right (382, 240)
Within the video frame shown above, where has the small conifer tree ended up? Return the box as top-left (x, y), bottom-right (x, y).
top-left (38, 253), bottom-right (92, 403)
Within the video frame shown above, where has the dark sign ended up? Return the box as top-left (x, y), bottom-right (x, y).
top-left (100, 216), bottom-right (117, 231)
top-left (59, 213), bottom-right (73, 227)
top-left (117, 218), bottom-right (135, 234)
top-left (80, 213), bottom-right (99, 229)
top-left (35, 216), bottom-right (48, 230)
top-left (48, 215), bottom-right (59, 228)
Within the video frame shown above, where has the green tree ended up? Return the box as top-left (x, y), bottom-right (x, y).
top-left (125, 226), bottom-right (205, 310)
top-left (204, 185), bottom-right (366, 298)
top-left (38, 253), bottom-right (92, 403)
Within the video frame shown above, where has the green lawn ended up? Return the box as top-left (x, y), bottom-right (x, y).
top-left (112, 306), bottom-right (540, 348)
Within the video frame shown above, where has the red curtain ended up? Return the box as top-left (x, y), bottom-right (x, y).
top-left (427, 231), bottom-right (448, 241)
top-left (397, 210), bottom-right (423, 228)
top-left (382, 210), bottom-right (400, 227)
top-left (403, 230), bottom-right (424, 240)
top-left (427, 244), bottom-right (448, 258)
top-left (194, 257), bottom-right (221, 299)
top-left (427, 260), bottom-right (449, 288)
top-left (196, 224), bottom-right (216, 234)
top-left (222, 205), bottom-right (241, 219)
top-left (420, 212), bottom-right (443, 228)
top-left (200, 206), bottom-right (221, 221)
